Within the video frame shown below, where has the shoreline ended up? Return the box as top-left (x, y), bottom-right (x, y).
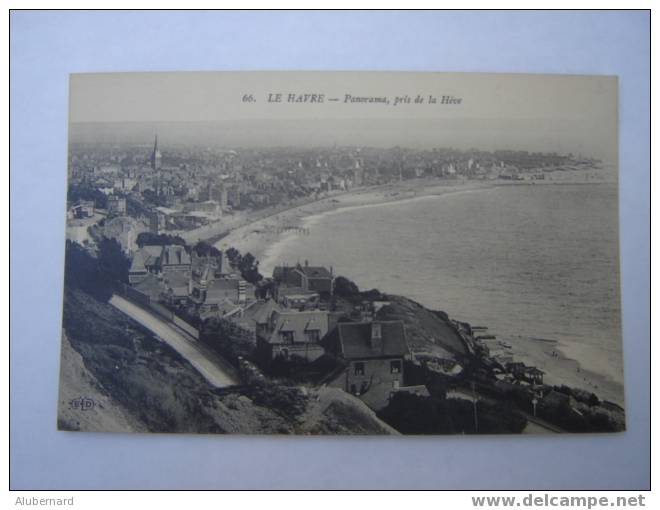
top-left (503, 334), bottom-right (624, 407)
top-left (214, 178), bottom-right (495, 264)
top-left (210, 177), bottom-right (624, 407)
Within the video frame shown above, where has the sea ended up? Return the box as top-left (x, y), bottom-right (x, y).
top-left (260, 182), bottom-right (624, 395)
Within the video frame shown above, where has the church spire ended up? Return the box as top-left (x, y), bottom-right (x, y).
top-left (150, 133), bottom-right (162, 170)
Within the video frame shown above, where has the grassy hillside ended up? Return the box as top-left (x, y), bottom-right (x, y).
top-left (376, 295), bottom-right (469, 359)
top-left (60, 287), bottom-right (396, 435)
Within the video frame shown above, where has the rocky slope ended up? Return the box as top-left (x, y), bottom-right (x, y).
top-left (60, 287), bottom-right (396, 435)
top-left (57, 333), bottom-right (146, 433)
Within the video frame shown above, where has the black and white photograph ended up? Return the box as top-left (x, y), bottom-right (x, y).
top-left (57, 71), bottom-right (625, 436)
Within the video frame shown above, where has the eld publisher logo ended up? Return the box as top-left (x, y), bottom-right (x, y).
top-left (68, 397), bottom-right (96, 411)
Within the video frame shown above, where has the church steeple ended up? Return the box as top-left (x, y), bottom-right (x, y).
top-left (150, 133), bottom-right (162, 170)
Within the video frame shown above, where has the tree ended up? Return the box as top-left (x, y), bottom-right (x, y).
top-left (255, 278), bottom-right (276, 300)
top-left (225, 247), bottom-right (240, 265)
top-left (64, 241), bottom-right (114, 302)
top-left (334, 276), bottom-right (360, 299)
top-left (97, 238), bottom-right (130, 284)
top-left (378, 392), bottom-right (527, 435)
top-left (238, 252), bottom-right (263, 284)
top-left (67, 183), bottom-right (108, 209)
top-left (136, 232), bottom-right (186, 247)
top-left (193, 241), bottom-right (222, 259)
top-left (200, 317), bottom-right (256, 366)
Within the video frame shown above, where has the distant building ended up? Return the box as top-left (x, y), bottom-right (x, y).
top-left (219, 185), bottom-right (228, 208)
top-left (506, 362), bottom-right (544, 385)
top-left (113, 176), bottom-right (136, 192)
top-left (149, 210), bottom-right (166, 234)
top-left (256, 309), bottom-right (330, 362)
top-left (107, 195), bottom-right (127, 216)
top-left (353, 164), bottom-right (363, 187)
top-left (71, 200), bottom-right (94, 219)
top-left (323, 320), bottom-right (411, 410)
top-left (183, 200), bottom-right (221, 216)
top-left (226, 185), bottom-right (242, 208)
top-left (102, 216), bottom-right (148, 255)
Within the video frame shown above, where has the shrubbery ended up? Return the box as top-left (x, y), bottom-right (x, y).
top-left (333, 276), bottom-right (361, 302)
top-left (378, 392), bottom-right (527, 434)
top-left (136, 232), bottom-right (186, 247)
top-left (64, 240), bottom-right (127, 302)
top-left (265, 354), bottom-right (342, 384)
top-left (67, 183), bottom-right (108, 209)
top-left (246, 379), bottom-right (308, 418)
top-left (200, 317), bottom-right (256, 366)
top-left (225, 247), bottom-right (263, 284)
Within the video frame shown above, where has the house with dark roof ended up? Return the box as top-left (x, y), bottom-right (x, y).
top-left (272, 261), bottom-right (334, 296)
top-left (256, 309), bottom-right (330, 362)
top-left (160, 245), bottom-right (191, 276)
top-left (322, 320), bottom-right (412, 410)
top-left (128, 244), bottom-right (191, 284)
top-left (128, 245), bottom-right (163, 284)
top-left (131, 272), bottom-right (166, 301)
top-left (162, 271), bottom-right (191, 304)
top-left (230, 299), bottom-right (282, 334)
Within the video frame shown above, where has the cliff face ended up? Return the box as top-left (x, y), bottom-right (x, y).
top-left (375, 295), bottom-right (470, 360)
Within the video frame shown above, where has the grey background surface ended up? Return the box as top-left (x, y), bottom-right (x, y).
top-left (9, 10), bottom-right (650, 489)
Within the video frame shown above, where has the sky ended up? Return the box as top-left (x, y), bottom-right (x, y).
top-left (69, 71), bottom-right (618, 161)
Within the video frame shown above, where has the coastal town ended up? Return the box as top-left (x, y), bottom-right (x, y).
top-left (59, 136), bottom-right (623, 435)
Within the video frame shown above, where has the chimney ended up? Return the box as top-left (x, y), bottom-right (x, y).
top-left (238, 280), bottom-right (247, 304)
top-left (305, 259), bottom-right (309, 267)
top-left (370, 322), bottom-right (382, 351)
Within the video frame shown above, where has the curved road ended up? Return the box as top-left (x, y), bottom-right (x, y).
top-left (110, 295), bottom-right (240, 388)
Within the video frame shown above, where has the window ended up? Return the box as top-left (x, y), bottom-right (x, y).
top-left (390, 360), bottom-right (402, 374)
top-left (305, 330), bottom-right (320, 343)
top-left (354, 362), bottom-right (365, 376)
top-left (279, 331), bottom-right (294, 343)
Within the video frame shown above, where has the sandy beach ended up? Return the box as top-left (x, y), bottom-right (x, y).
top-left (505, 335), bottom-right (624, 406)
top-left (210, 177), bottom-right (625, 408)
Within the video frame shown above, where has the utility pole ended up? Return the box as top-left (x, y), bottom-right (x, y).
top-left (471, 381), bottom-right (479, 433)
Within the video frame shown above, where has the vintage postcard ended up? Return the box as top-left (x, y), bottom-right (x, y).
top-left (59, 71), bottom-right (623, 435)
